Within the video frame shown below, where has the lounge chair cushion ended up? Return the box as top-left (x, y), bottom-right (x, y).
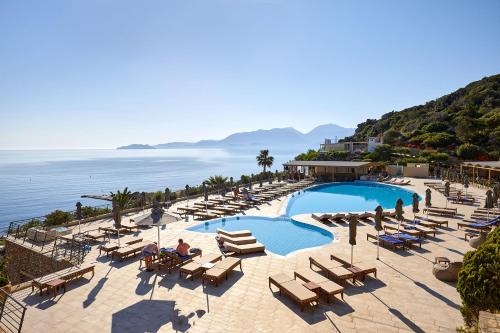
top-left (280, 280), bottom-right (317, 301)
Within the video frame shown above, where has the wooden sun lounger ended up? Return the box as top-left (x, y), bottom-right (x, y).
top-left (309, 256), bottom-right (355, 283)
top-left (414, 215), bottom-right (449, 228)
top-left (330, 255), bottom-right (377, 282)
top-left (224, 242), bottom-right (266, 255)
top-left (179, 253), bottom-right (222, 280)
top-left (176, 206), bottom-right (200, 215)
top-left (202, 257), bottom-right (242, 286)
top-left (401, 223), bottom-right (436, 237)
top-left (158, 250), bottom-right (203, 273)
top-left (32, 265), bottom-right (95, 296)
top-left (384, 224), bottom-right (423, 237)
top-left (83, 230), bottom-right (107, 242)
top-left (329, 214), bottom-right (347, 224)
top-left (193, 211), bottom-right (219, 220)
top-left (217, 228), bottom-right (252, 237)
top-left (294, 268), bottom-right (344, 303)
top-left (99, 226), bottom-right (129, 236)
top-left (366, 233), bottom-right (405, 250)
top-left (111, 241), bottom-right (152, 261)
top-left (269, 274), bottom-right (319, 311)
top-left (311, 213), bottom-right (331, 224)
top-left (423, 207), bottom-right (457, 216)
top-left (216, 234), bottom-right (257, 245)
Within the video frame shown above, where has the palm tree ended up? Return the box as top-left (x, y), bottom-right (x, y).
top-left (206, 175), bottom-right (228, 194)
top-left (256, 149), bottom-right (274, 173)
top-left (110, 187), bottom-right (131, 228)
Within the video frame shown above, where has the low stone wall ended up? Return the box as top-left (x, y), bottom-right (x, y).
top-left (4, 239), bottom-right (73, 285)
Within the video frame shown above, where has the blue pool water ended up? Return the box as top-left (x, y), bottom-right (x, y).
top-left (286, 182), bottom-right (420, 216)
top-left (187, 216), bottom-right (333, 256)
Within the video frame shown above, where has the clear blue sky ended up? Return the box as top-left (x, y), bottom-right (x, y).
top-left (1, 0), bottom-right (499, 149)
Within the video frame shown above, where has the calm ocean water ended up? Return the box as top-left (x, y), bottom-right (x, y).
top-left (0, 148), bottom-right (299, 226)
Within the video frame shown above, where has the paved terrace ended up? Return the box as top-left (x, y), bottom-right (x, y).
top-left (13, 178), bottom-right (488, 333)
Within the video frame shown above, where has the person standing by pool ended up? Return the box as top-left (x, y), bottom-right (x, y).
top-left (176, 239), bottom-right (190, 257)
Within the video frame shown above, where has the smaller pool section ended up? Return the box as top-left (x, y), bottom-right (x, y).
top-left (286, 182), bottom-right (420, 216)
top-left (187, 216), bottom-right (333, 256)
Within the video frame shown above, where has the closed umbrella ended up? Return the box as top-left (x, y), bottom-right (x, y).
top-left (140, 192), bottom-right (146, 211)
top-left (492, 184), bottom-right (499, 207)
top-left (425, 188), bottom-right (432, 208)
top-left (374, 206), bottom-right (383, 260)
top-left (412, 193), bottom-right (419, 223)
top-left (485, 189), bottom-right (493, 220)
top-left (259, 177), bottom-right (263, 188)
top-left (229, 177), bottom-right (234, 187)
top-left (112, 197), bottom-right (122, 246)
top-left (425, 188), bottom-right (432, 218)
top-left (348, 214), bottom-right (358, 266)
top-left (76, 201), bottom-right (82, 233)
top-left (203, 182), bottom-right (209, 213)
top-left (395, 198), bottom-right (404, 236)
top-left (444, 181), bottom-right (450, 208)
top-left (164, 188), bottom-right (171, 208)
top-left (184, 185), bottom-right (190, 222)
top-left (250, 174), bottom-right (254, 190)
top-left (463, 176), bottom-right (470, 196)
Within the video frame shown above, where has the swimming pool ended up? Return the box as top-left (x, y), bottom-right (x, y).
top-left (187, 216), bottom-right (333, 256)
top-left (286, 182), bottom-right (420, 216)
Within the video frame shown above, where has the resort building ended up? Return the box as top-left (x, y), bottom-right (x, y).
top-left (319, 137), bottom-right (383, 154)
top-left (283, 160), bottom-right (378, 181)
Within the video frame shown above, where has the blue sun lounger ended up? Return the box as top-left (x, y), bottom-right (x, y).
top-left (367, 233), bottom-right (405, 250)
top-left (387, 233), bottom-right (422, 248)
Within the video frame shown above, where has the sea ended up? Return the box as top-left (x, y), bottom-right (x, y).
top-left (0, 148), bottom-right (300, 228)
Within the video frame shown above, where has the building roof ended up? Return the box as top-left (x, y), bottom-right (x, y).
top-left (283, 160), bottom-right (374, 167)
top-left (462, 161), bottom-right (500, 169)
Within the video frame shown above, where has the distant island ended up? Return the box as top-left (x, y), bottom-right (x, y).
top-left (117, 124), bottom-right (355, 150)
top-left (117, 144), bottom-right (156, 150)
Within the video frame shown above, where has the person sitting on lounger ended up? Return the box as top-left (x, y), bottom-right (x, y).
top-left (176, 239), bottom-right (190, 257)
top-left (456, 190), bottom-right (462, 203)
top-left (233, 187), bottom-right (240, 200)
top-left (142, 242), bottom-right (158, 271)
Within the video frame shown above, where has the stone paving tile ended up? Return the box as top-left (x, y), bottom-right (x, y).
top-left (13, 178), bottom-right (486, 332)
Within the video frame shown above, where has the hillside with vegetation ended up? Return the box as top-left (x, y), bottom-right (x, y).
top-left (296, 74), bottom-right (500, 164)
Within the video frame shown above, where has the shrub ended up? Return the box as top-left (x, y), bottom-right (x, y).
top-left (44, 210), bottom-right (74, 227)
top-left (456, 143), bottom-right (483, 160)
top-left (422, 121), bottom-right (449, 133)
top-left (457, 228), bottom-right (500, 327)
top-left (382, 129), bottom-right (402, 145)
top-left (423, 132), bottom-right (455, 148)
top-left (369, 144), bottom-right (394, 161)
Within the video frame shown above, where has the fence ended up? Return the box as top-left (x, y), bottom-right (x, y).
top-left (0, 289), bottom-right (26, 333)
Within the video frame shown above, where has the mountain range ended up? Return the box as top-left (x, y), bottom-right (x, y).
top-left (117, 124), bottom-right (355, 150)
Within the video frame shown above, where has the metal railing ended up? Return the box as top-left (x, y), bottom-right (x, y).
top-left (0, 289), bottom-right (26, 333)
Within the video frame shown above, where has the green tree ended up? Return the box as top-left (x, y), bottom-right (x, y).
top-left (295, 149), bottom-right (319, 161)
top-left (457, 228), bottom-right (500, 328)
top-left (44, 210), bottom-right (74, 227)
top-left (256, 149), bottom-right (274, 172)
top-left (423, 132), bottom-right (454, 148)
top-left (206, 175), bottom-right (228, 194)
top-left (110, 187), bottom-right (132, 210)
top-left (369, 144), bottom-right (394, 161)
top-left (382, 129), bottom-right (402, 145)
top-left (456, 143), bottom-right (483, 160)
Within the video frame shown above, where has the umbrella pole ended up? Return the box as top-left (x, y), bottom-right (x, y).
top-left (157, 225), bottom-right (160, 249)
top-left (376, 230), bottom-right (380, 260)
top-left (350, 245), bottom-right (353, 267)
top-left (117, 228), bottom-right (120, 247)
top-left (78, 219), bottom-right (81, 234)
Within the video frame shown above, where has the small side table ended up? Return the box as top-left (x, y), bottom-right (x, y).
top-left (434, 257), bottom-right (450, 265)
top-left (46, 278), bottom-right (66, 297)
top-left (302, 281), bottom-right (321, 296)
